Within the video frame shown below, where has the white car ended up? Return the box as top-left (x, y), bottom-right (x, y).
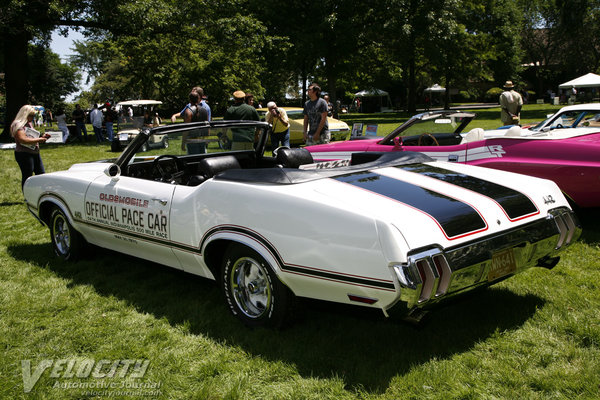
top-left (23, 120), bottom-right (580, 327)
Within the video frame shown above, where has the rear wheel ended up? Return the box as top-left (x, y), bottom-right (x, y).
top-left (50, 208), bottom-right (84, 261)
top-left (221, 243), bottom-right (292, 327)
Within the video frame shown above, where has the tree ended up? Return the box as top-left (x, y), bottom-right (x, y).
top-left (28, 45), bottom-right (80, 108)
top-left (0, 0), bottom-right (177, 140)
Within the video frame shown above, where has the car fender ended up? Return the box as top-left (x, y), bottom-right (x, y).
top-left (200, 227), bottom-right (286, 284)
top-left (36, 193), bottom-right (76, 228)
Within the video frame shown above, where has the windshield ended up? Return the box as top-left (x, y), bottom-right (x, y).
top-left (532, 110), bottom-right (600, 131)
top-left (381, 112), bottom-right (475, 144)
top-left (115, 120), bottom-right (271, 168)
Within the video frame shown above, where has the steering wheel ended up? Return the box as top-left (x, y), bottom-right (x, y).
top-left (555, 123), bottom-right (564, 129)
top-left (417, 133), bottom-right (439, 146)
top-left (152, 154), bottom-right (186, 183)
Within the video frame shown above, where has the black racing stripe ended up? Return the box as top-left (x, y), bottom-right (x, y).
top-left (202, 225), bottom-right (395, 290)
top-left (201, 225), bottom-right (285, 267)
top-left (283, 264), bottom-right (396, 290)
top-left (334, 171), bottom-right (486, 238)
top-left (400, 164), bottom-right (538, 220)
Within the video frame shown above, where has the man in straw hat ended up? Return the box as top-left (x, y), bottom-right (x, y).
top-left (499, 80), bottom-right (523, 126)
top-left (224, 90), bottom-right (259, 150)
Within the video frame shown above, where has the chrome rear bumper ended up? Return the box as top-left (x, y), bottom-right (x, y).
top-left (390, 207), bottom-right (580, 311)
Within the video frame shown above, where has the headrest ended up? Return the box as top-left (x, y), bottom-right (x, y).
top-left (276, 148), bottom-right (314, 168)
top-left (460, 128), bottom-right (485, 144)
top-left (198, 155), bottom-right (240, 178)
top-left (505, 125), bottom-right (522, 137)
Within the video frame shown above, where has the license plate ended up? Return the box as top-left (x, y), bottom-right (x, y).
top-left (119, 133), bottom-right (129, 141)
top-left (488, 248), bottom-right (517, 281)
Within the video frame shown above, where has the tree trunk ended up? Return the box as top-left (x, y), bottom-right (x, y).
top-left (1, 28), bottom-right (30, 142)
top-left (407, 55), bottom-right (416, 114)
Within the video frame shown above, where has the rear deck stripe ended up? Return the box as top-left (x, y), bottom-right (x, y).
top-left (399, 164), bottom-right (539, 220)
top-left (334, 171), bottom-right (487, 239)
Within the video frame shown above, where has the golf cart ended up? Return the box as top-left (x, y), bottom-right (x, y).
top-left (111, 100), bottom-right (167, 152)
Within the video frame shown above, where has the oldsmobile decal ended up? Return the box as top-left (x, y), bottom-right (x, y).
top-left (334, 171), bottom-right (487, 239)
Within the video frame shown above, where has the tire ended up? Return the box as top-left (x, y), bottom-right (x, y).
top-left (140, 142), bottom-right (149, 153)
top-left (221, 243), bottom-right (293, 327)
top-left (162, 137), bottom-right (169, 149)
top-left (50, 208), bottom-right (84, 261)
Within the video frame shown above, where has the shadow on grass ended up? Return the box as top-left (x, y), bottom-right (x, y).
top-left (9, 242), bottom-right (545, 393)
top-left (574, 207), bottom-right (600, 244)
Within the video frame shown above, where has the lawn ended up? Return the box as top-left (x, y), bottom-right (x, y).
top-left (1, 104), bottom-right (599, 399)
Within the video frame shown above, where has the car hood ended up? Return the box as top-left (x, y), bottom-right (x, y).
top-left (327, 118), bottom-right (349, 131)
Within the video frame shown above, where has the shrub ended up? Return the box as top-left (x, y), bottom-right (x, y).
top-left (485, 87), bottom-right (503, 102)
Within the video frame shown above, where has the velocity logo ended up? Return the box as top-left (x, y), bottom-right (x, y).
top-left (21, 359), bottom-right (150, 393)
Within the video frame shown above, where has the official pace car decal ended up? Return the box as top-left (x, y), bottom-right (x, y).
top-left (398, 164), bottom-right (539, 221)
top-left (82, 193), bottom-right (169, 240)
top-left (334, 170), bottom-right (488, 239)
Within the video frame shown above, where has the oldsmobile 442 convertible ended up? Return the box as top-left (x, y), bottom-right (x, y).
top-left (23, 120), bottom-right (580, 326)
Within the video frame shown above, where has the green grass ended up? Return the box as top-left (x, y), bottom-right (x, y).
top-left (1, 104), bottom-right (599, 399)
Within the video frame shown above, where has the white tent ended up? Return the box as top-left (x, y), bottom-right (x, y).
top-left (559, 73), bottom-right (600, 89)
top-left (355, 88), bottom-right (389, 97)
top-left (354, 88), bottom-right (393, 112)
top-left (424, 84), bottom-right (446, 93)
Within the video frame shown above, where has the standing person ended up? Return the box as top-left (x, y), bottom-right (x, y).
top-left (223, 90), bottom-right (259, 150)
top-left (90, 104), bottom-right (104, 143)
top-left (499, 81), bottom-right (523, 126)
top-left (181, 91), bottom-right (209, 154)
top-left (245, 93), bottom-right (255, 107)
top-left (10, 105), bottom-right (51, 189)
top-left (44, 108), bottom-right (53, 127)
top-left (104, 103), bottom-right (116, 142)
top-left (55, 108), bottom-right (69, 143)
top-left (265, 101), bottom-right (290, 149)
top-left (72, 104), bottom-right (88, 142)
top-left (170, 86), bottom-right (212, 122)
top-left (303, 83), bottom-right (330, 145)
top-left (324, 95), bottom-right (333, 117)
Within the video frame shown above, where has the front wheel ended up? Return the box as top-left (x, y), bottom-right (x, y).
top-left (50, 207), bottom-right (84, 261)
top-left (221, 243), bottom-right (293, 327)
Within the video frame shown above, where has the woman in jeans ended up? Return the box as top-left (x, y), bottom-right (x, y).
top-left (10, 105), bottom-right (51, 190)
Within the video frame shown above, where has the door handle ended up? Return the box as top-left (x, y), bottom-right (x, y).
top-left (152, 198), bottom-right (168, 206)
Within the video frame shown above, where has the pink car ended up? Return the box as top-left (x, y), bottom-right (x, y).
top-left (307, 109), bottom-right (600, 208)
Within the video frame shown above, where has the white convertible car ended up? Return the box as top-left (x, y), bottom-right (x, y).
top-left (23, 120), bottom-right (580, 327)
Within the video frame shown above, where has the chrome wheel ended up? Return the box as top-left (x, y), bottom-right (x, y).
top-left (230, 257), bottom-right (272, 319)
top-left (52, 212), bottom-right (71, 256)
top-left (49, 207), bottom-right (83, 261)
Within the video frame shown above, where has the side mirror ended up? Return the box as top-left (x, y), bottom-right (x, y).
top-left (104, 163), bottom-right (121, 181)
